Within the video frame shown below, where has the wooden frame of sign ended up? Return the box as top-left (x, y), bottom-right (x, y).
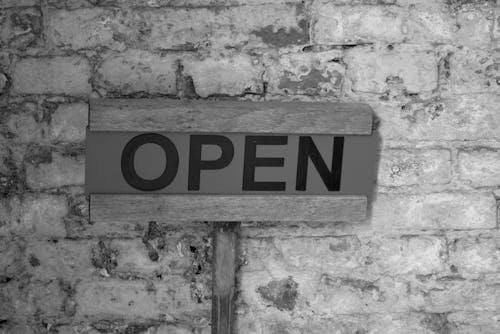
top-left (88, 98), bottom-right (374, 334)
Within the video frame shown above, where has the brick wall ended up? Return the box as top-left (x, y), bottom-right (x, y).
top-left (1, 0), bottom-right (499, 333)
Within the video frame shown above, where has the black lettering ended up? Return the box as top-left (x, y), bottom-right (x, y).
top-left (188, 135), bottom-right (234, 191)
top-left (121, 133), bottom-right (179, 191)
top-left (296, 136), bottom-right (344, 191)
top-left (242, 136), bottom-right (287, 191)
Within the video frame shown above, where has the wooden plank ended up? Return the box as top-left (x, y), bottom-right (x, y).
top-left (89, 99), bottom-right (373, 135)
top-left (89, 195), bottom-right (367, 223)
top-left (212, 222), bottom-right (239, 334)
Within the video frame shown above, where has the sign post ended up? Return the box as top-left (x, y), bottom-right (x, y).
top-left (86, 99), bottom-right (376, 334)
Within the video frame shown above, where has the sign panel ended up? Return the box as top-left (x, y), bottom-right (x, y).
top-left (86, 131), bottom-right (377, 195)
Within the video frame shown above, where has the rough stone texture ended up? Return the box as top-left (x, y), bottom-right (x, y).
top-left (378, 148), bottom-right (451, 187)
top-left (459, 149), bottom-right (500, 187)
top-left (345, 44), bottom-right (438, 94)
top-left (1, 0), bottom-right (500, 332)
top-left (12, 57), bottom-right (91, 95)
top-left (96, 50), bottom-right (177, 96)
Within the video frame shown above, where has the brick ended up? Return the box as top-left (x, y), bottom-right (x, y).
top-left (49, 5), bottom-right (307, 51)
top-left (345, 45), bottom-right (438, 94)
top-left (448, 47), bottom-right (500, 95)
top-left (47, 8), bottom-right (126, 51)
top-left (458, 149), bottom-right (500, 187)
top-left (26, 152), bottom-right (84, 189)
top-left (449, 234), bottom-right (500, 275)
top-left (4, 108), bottom-right (42, 143)
top-left (242, 236), bottom-right (363, 275)
top-left (373, 94), bottom-right (500, 141)
top-left (0, 280), bottom-right (68, 320)
top-left (378, 149), bottom-right (451, 187)
top-left (49, 103), bottom-right (88, 142)
top-left (0, 7), bottom-right (42, 50)
top-left (311, 5), bottom-right (406, 44)
top-left (183, 54), bottom-right (264, 97)
top-left (371, 192), bottom-right (496, 230)
top-left (240, 271), bottom-right (411, 315)
top-left (242, 235), bottom-right (445, 276)
top-left (264, 50), bottom-right (344, 96)
top-left (12, 56), bottom-right (91, 95)
top-left (237, 312), bottom-right (449, 334)
top-left (455, 8), bottom-right (492, 47)
top-left (360, 235), bottom-right (446, 275)
top-left (75, 278), bottom-right (209, 320)
top-left (97, 50), bottom-right (177, 96)
top-left (112, 233), bottom-right (210, 276)
top-left (417, 277), bottom-right (500, 312)
top-left (0, 194), bottom-right (67, 237)
top-left (24, 240), bottom-right (93, 281)
top-left (148, 5), bottom-right (308, 50)
top-left (0, 238), bottom-right (24, 279)
top-left (0, 0), bottom-right (37, 7)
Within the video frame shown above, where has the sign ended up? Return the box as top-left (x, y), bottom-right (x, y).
top-left (86, 131), bottom-right (377, 195)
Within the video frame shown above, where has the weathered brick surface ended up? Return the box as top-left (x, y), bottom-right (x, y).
top-left (1, 0), bottom-right (500, 331)
top-left (12, 57), bottom-right (91, 95)
top-left (96, 50), bottom-right (177, 96)
top-left (26, 151), bottom-right (84, 189)
top-left (345, 45), bottom-right (438, 94)
top-left (371, 192), bottom-right (496, 230)
top-left (378, 148), bottom-right (451, 187)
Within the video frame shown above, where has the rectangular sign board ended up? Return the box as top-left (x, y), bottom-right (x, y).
top-left (86, 131), bottom-right (377, 195)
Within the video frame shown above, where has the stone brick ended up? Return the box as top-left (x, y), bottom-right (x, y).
top-left (183, 54), bottom-right (264, 97)
top-left (242, 236), bottom-right (363, 275)
top-left (455, 8), bottom-right (492, 47)
top-left (47, 5), bottom-right (307, 50)
top-left (4, 107), bottom-right (42, 143)
top-left (371, 192), bottom-right (496, 230)
top-left (12, 56), bottom-right (91, 95)
top-left (311, 5), bottom-right (406, 45)
top-left (373, 94), bottom-right (500, 141)
top-left (449, 234), bottom-right (500, 275)
top-left (242, 235), bottom-right (446, 276)
top-left (448, 47), bottom-right (500, 95)
top-left (0, 7), bottom-right (42, 50)
top-left (237, 312), bottom-right (449, 334)
top-left (0, 0), bottom-right (38, 7)
top-left (265, 50), bottom-right (344, 96)
top-left (0, 238), bottom-right (24, 279)
top-left (24, 240), bottom-right (93, 281)
top-left (345, 45), bottom-right (438, 94)
top-left (0, 280), bottom-right (68, 320)
top-left (47, 8), bottom-right (127, 51)
top-left (241, 271), bottom-right (411, 315)
top-left (49, 103), bottom-right (88, 142)
top-left (75, 278), bottom-right (209, 320)
top-left (378, 149), bottom-right (451, 187)
top-left (416, 277), bottom-right (500, 312)
top-left (458, 149), bottom-right (500, 187)
top-left (97, 50), bottom-right (177, 96)
top-left (112, 233), bottom-right (210, 277)
top-left (26, 151), bottom-right (84, 189)
top-left (360, 235), bottom-right (446, 275)
top-left (0, 194), bottom-right (67, 237)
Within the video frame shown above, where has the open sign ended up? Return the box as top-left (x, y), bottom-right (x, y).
top-left (86, 131), bottom-right (376, 195)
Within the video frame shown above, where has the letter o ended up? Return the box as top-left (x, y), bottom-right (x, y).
top-left (121, 133), bottom-right (179, 191)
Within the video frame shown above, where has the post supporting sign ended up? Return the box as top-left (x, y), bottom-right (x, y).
top-left (86, 99), bottom-right (377, 334)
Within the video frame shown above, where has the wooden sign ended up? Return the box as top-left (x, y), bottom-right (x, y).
top-left (86, 99), bottom-right (376, 223)
top-left (86, 99), bottom-right (376, 334)
top-left (86, 132), bottom-right (376, 195)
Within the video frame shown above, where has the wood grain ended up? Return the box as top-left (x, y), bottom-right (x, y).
top-left (212, 222), bottom-right (239, 334)
top-left (89, 99), bottom-right (373, 134)
top-left (89, 194), bottom-right (367, 223)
